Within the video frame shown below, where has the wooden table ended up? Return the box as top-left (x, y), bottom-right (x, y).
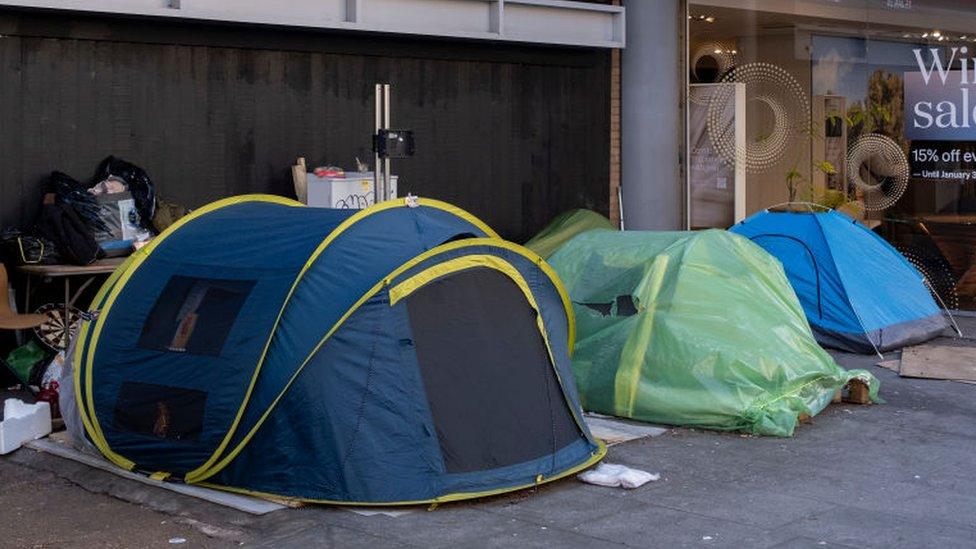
top-left (18, 258), bottom-right (126, 349)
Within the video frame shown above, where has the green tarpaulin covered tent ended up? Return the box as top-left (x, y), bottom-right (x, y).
top-left (548, 229), bottom-right (878, 436)
top-left (525, 209), bottom-right (615, 259)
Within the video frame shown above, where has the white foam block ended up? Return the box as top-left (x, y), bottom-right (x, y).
top-left (0, 399), bottom-right (52, 454)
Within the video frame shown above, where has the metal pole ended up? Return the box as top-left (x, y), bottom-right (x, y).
top-left (383, 84), bottom-right (391, 201)
top-left (374, 84), bottom-right (382, 205)
top-left (617, 185), bottom-right (625, 230)
top-left (64, 278), bottom-right (70, 351)
top-left (621, 0), bottom-right (681, 230)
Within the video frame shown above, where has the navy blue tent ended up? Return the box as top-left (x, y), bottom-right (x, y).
top-left (73, 195), bottom-right (603, 505)
top-left (730, 209), bottom-right (950, 354)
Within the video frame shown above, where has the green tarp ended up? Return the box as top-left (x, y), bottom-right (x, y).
top-left (525, 209), bottom-right (615, 259)
top-left (548, 229), bottom-right (879, 436)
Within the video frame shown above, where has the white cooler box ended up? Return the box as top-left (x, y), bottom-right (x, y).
top-left (306, 172), bottom-right (398, 209)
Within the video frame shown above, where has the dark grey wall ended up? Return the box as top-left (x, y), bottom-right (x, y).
top-left (0, 9), bottom-right (610, 241)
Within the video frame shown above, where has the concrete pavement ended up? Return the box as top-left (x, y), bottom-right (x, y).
top-left (2, 323), bottom-right (975, 548)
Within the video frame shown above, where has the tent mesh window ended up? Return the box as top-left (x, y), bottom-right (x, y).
top-left (138, 275), bottom-right (256, 356)
top-left (113, 381), bottom-right (207, 441)
top-left (403, 267), bottom-right (580, 474)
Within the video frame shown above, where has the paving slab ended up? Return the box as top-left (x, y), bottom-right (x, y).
top-left (764, 536), bottom-right (860, 548)
top-left (478, 480), bottom-right (635, 528)
top-left (574, 500), bottom-right (767, 548)
top-left (632, 479), bottom-right (837, 530)
top-left (0, 459), bottom-right (224, 548)
top-left (770, 505), bottom-right (976, 548)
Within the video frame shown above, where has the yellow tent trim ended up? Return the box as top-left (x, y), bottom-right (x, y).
top-left (184, 197), bottom-right (497, 482)
top-left (389, 254), bottom-right (531, 305)
top-left (188, 237), bottom-right (579, 484)
top-left (78, 194), bottom-right (302, 471)
top-left (196, 441), bottom-right (606, 507)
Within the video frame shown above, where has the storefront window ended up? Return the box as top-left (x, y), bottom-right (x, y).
top-left (687, 0), bottom-right (976, 310)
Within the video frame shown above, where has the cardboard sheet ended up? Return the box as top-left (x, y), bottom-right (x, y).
top-left (900, 344), bottom-right (976, 382)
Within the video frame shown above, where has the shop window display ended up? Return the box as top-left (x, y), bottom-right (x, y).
top-left (688, 0), bottom-right (976, 310)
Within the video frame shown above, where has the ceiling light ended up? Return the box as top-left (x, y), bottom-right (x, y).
top-left (704, 16), bottom-right (716, 23)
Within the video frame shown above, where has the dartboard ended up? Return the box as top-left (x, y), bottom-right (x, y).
top-left (33, 303), bottom-right (83, 352)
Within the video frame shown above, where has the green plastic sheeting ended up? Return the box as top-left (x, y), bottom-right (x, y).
top-left (3, 340), bottom-right (46, 385)
top-left (525, 209), bottom-right (615, 259)
top-left (548, 229), bottom-right (879, 437)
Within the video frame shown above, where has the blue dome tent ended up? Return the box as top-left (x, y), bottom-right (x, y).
top-left (72, 195), bottom-right (604, 505)
top-left (730, 209), bottom-right (953, 354)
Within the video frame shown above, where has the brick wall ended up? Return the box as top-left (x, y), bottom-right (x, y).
top-left (608, 0), bottom-right (622, 228)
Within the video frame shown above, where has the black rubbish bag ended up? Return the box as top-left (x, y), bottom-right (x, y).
top-left (92, 156), bottom-right (156, 232)
top-left (44, 171), bottom-right (108, 235)
top-left (36, 194), bottom-right (102, 265)
top-left (0, 227), bottom-right (60, 265)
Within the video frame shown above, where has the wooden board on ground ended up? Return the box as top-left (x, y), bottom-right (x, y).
top-left (844, 378), bottom-right (871, 404)
top-left (876, 359), bottom-right (901, 373)
top-left (901, 344), bottom-right (976, 382)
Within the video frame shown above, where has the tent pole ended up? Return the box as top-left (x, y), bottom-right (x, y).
top-left (861, 321), bottom-right (884, 361)
top-left (765, 201), bottom-right (831, 212)
top-left (809, 213), bottom-right (883, 358)
top-left (924, 278), bottom-right (964, 338)
top-left (845, 292), bottom-right (885, 360)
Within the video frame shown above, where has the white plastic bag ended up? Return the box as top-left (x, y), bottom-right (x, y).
top-left (58, 336), bottom-right (100, 456)
top-left (578, 462), bottom-right (660, 489)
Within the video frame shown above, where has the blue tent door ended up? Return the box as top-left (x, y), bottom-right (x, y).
top-left (394, 265), bottom-right (583, 475)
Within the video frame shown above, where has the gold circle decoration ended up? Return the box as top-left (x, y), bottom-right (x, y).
top-left (706, 62), bottom-right (809, 173)
top-left (691, 42), bottom-right (738, 81)
top-left (846, 133), bottom-right (909, 211)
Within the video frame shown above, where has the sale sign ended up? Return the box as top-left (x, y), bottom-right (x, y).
top-left (909, 140), bottom-right (976, 182)
top-left (904, 47), bottom-right (976, 181)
